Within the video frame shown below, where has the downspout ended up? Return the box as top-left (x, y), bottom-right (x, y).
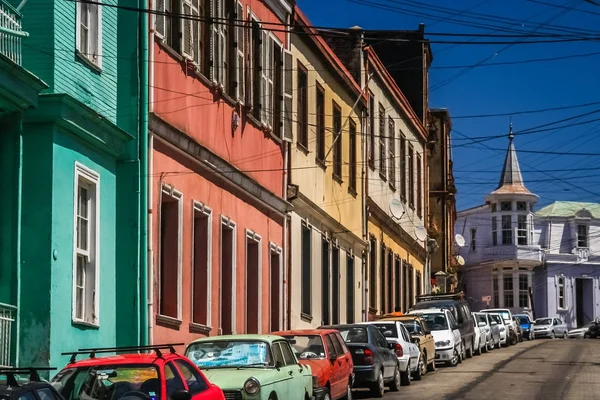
top-left (147, 0), bottom-right (155, 346)
top-left (139, 0), bottom-right (149, 346)
top-left (361, 46), bottom-right (369, 322)
top-left (15, 125), bottom-right (23, 366)
top-left (284, 9), bottom-right (294, 330)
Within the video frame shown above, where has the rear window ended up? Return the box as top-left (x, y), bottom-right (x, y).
top-left (281, 335), bottom-right (325, 359)
top-left (373, 324), bottom-right (398, 338)
top-left (337, 327), bottom-right (368, 343)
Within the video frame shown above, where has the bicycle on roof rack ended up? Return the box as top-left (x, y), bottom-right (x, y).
top-left (61, 343), bottom-right (185, 364)
top-left (0, 367), bottom-right (57, 387)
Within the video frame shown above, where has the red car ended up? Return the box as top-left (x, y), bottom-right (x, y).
top-left (272, 329), bottom-right (354, 400)
top-left (51, 344), bottom-right (224, 400)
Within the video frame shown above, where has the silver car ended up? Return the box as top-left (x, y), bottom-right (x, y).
top-left (474, 312), bottom-right (500, 350)
top-left (532, 317), bottom-right (568, 339)
top-left (567, 322), bottom-right (593, 339)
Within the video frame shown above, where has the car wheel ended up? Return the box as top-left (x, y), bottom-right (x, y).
top-left (344, 380), bottom-right (353, 400)
top-left (413, 355), bottom-right (424, 381)
top-left (584, 332), bottom-right (590, 339)
top-left (475, 342), bottom-right (482, 356)
top-left (400, 364), bottom-right (411, 386)
top-left (563, 332), bottom-right (568, 339)
top-left (449, 348), bottom-right (459, 367)
top-left (550, 331), bottom-right (556, 339)
top-left (369, 370), bottom-right (385, 398)
top-left (389, 365), bottom-right (401, 392)
top-left (427, 355), bottom-right (436, 372)
top-left (466, 339), bottom-right (474, 358)
top-left (323, 390), bottom-right (331, 400)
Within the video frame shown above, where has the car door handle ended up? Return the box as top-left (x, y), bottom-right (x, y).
top-left (289, 371), bottom-right (293, 376)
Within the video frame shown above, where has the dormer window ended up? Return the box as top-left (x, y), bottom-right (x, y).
top-left (517, 201), bottom-right (527, 211)
top-left (577, 224), bottom-right (589, 248)
top-left (500, 201), bottom-right (512, 211)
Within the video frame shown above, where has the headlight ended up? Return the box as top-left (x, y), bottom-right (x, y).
top-left (435, 340), bottom-right (451, 347)
top-left (243, 377), bottom-right (260, 395)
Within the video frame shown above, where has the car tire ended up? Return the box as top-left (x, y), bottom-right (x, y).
top-left (563, 332), bottom-right (568, 339)
top-left (427, 356), bottom-right (436, 372)
top-left (550, 331), bottom-right (556, 339)
top-left (400, 364), bottom-right (411, 386)
top-left (344, 380), bottom-right (353, 400)
top-left (413, 355), bottom-right (424, 381)
top-left (475, 342), bottom-right (482, 356)
top-left (449, 348), bottom-right (459, 367)
top-left (323, 390), bottom-right (331, 400)
top-left (389, 365), bottom-right (402, 392)
top-left (369, 370), bottom-right (385, 398)
top-left (584, 332), bottom-right (590, 339)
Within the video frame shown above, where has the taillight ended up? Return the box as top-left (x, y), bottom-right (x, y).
top-left (394, 343), bottom-right (403, 358)
top-left (354, 348), bottom-right (374, 365)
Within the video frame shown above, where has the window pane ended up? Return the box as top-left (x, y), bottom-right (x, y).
top-left (165, 363), bottom-right (186, 397)
top-left (174, 360), bottom-right (208, 394)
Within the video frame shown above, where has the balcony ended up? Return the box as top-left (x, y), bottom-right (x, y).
top-left (0, 303), bottom-right (15, 367)
top-left (482, 244), bottom-right (543, 264)
top-left (0, 0), bottom-right (27, 65)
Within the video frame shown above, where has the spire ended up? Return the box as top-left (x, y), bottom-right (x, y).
top-left (491, 123), bottom-right (533, 195)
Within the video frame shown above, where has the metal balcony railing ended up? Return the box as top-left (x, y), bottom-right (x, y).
top-left (0, 303), bottom-right (16, 367)
top-left (0, 0), bottom-right (28, 65)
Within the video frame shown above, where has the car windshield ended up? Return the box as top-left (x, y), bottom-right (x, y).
top-left (401, 320), bottom-right (424, 335)
top-left (418, 313), bottom-right (448, 331)
top-left (337, 327), bottom-right (368, 343)
top-left (51, 365), bottom-right (161, 400)
top-left (186, 341), bottom-right (272, 369)
top-left (535, 318), bottom-right (553, 325)
top-left (515, 316), bottom-right (529, 324)
top-left (476, 314), bottom-right (487, 324)
top-left (373, 324), bottom-right (398, 338)
top-left (281, 335), bottom-right (325, 359)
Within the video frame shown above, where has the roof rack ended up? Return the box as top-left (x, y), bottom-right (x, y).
top-left (62, 344), bottom-right (184, 364)
top-left (0, 367), bottom-right (57, 387)
top-left (416, 291), bottom-right (465, 302)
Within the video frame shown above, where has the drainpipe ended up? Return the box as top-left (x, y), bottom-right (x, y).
top-left (361, 49), bottom-right (369, 322)
top-left (283, 140), bottom-right (290, 330)
top-left (147, 0), bottom-right (155, 346)
top-left (139, 0), bottom-right (149, 346)
top-left (15, 123), bottom-right (23, 367)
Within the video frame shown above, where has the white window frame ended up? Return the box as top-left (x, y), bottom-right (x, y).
top-left (72, 162), bottom-right (100, 326)
top-left (75, 0), bottom-right (103, 68)
top-left (269, 242), bottom-right (283, 332)
top-left (158, 184), bottom-right (183, 321)
top-left (220, 216), bottom-right (237, 334)
top-left (517, 214), bottom-right (528, 245)
top-left (577, 224), bottom-right (589, 248)
top-left (556, 275), bottom-right (566, 310)
top-left (191, 201), bottom-right (213, 328)
top-left (245, 230), bottom-right (262, 333)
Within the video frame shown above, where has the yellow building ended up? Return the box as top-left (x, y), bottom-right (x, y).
top-left (287, 7), bottom-right (367, 328)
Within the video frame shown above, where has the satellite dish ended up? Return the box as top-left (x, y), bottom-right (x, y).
top-left (415, 225), bottom-right (427, 241)
top-left (455, 234), bottom-right (466, 248)
top-left (389, 199), bottom-right (405, 219)
top-left (456, 255), bottom-right (465, 266)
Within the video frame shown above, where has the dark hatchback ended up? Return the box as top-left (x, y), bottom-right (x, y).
top-left (412, 292), bottom-right (477, 358)
top-left (320, 324), bottom-right (400, 398)
top-left (0, 368), bottom-right (64, 400)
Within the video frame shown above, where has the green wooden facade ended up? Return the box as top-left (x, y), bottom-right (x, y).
top-left (0, 0), bottom-right (146, 370)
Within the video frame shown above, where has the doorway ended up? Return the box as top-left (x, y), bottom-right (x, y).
top-left (575, 278), bottom-right (594, 327)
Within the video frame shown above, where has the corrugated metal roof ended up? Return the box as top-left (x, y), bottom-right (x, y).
top-left (535, 201), bottom-right (600, 218)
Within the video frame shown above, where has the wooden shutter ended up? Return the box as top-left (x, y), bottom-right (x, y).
top-left (209, 0), bottom-right (217, 81)
top-left (235, 1), bottom-right (244, 102)
top-left (282, 49), bottom-right (293, 141)
top-left (260, 29), bottom-right (268, 125)
top-left (155, 0), bottom-right (166, 38)
top-left (192, 0), bottom-right (200, 65)
top-left (182, 0), bottom-right (193, 58)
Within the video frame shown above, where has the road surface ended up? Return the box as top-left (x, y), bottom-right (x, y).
top-left (353, 339), bottom-right (600, 399)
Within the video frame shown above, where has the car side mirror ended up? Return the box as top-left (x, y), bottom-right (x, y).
top-left (411, 337), bottom-right (420, 344)
top-left (329, 353), bottom-right (336, 362)
top-left (478, 322), bottom-right (486, 327)
top-left (171, 390), bottom-right (191, 400)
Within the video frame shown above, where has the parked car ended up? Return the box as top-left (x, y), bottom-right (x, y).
top-left (532, 317), bottom-right (568, 339)
top-left (272, 329), bottom-right (354, 400)
top-left (320, 324), bottom-right (401, 398)
top-left (567, 322), bottom-right (594, 339)
top-left (470, 314), bottom-right (486, 355)
top-left (474, 312), bottom-right (500, 351)
top-left (481, 309), bottom-right (517, 346)
top-left (412, 292), bottom-right (476, 358)
top-left (408, 308), bottom-right (462, 367)
top-left (1, 368), bottom-right (67, 400)
top-left (513, 314), bottom-right (535, 340)
top-left (486, 313), bottom-right (507, 347)
top-left (587, 319), bottom-right (600, 338)
top-left (186, 335), bottom-right (313, 400)
top-left (379, 315), bottom-right (437, 373)
top-left (53, 344), bottom-right (225, 400)
top-left (360, 321), bottom-right (423, 381)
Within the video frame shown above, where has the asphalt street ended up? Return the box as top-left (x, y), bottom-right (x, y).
top-left (353, 339), bottom-right (600, 400)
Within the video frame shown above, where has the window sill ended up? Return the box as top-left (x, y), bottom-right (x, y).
top-left (333, 173), bottom-right (343, 184)
top-left (72, 319), bottom-right (99, 330)
top-left (156, 314), bottom-right (182, 330)
top-left (75, 50), bottom-right (102, 75)
top-left (379, 171), bottom-right (387, 182)
top-left (368, 161), bottom-right (375, 171)
top-left (389, 182), bottom-right (396, 192)
top-left (300, 313), bottom-right (313, 323)
top-left (189, 322), bottom-right (212, 335)
top-left (315, 158), bottom-right (326, 170)
top-left (348, 186), bottom-right (357, 197)
top-left (156, 40), bottom-right (184, 62)
top-left (297, 142), bottom-right (310, 154)
top-left (246, 113), bottom-right (263, 130)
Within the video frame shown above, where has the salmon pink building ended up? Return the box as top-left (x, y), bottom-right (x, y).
top-left (148, 0), bottom-right (294, 348)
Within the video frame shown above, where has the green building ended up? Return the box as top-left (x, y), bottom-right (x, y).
top-left (0, 0), bottom-right (148, 369)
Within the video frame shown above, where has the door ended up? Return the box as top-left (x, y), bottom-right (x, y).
top-left (400, 324), bottom-right (418, 371)
top-left (172, 359), bottom-right (222, 400)
top-left (271, 342), bottom-right (292, 399)
top-left (280, 340), bottom-right (307, 399)
top-left (335, 332), bottom-right (353, 379)
top-left (371, 327), bottom-right (395, 378)
top-left (328, 333), bottom-right (346, 399)
top-left (576, 278), bottom-right (594, 327)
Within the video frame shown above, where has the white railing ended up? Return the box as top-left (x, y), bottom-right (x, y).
top-left (0, 303), bottom-right (15, 367)
top-left (0, 0), bottom-right (27, 65)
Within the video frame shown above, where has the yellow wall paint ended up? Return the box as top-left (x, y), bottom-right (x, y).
top-left (290, 36), bottom-right (363, 238)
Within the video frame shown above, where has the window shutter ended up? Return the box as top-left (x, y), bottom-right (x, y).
top-left (192, 0), bottom-right (200, 65)
top-left (245, 18), bottom-right (254, 107)
top-left (155, 0), bottom-right (165, 38)
top-left (260, 29), bottom-right (268, 125)
top-left (266, 37), bottom-right (274, 128)
top-left (209, 0), bottom-right (216, 81)
top-left (182, 0), bottom-right (193, 58)
top-left (282, 49), bottom-right (293, 141)
top-left (235, 1), bottom-right (245, 102)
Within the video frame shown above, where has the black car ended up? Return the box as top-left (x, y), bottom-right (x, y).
top-left (320, 324), bottom-right (402, 398)
top-left (412, 292), bottom-right (477, 359)
top-left (588, 319), bottom-right (600, 338)
top-left (0, 368), bottom-right (63, 400)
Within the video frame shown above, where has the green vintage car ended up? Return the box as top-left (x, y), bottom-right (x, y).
top-left (185, 334), bottom-right (314, 400)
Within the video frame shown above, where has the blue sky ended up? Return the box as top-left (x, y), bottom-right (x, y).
top-left (297, 0), bottom-right (600, 211)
